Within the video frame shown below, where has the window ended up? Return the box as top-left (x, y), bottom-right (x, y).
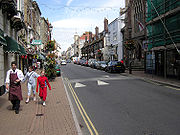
top-left (113, 32), bottom-right (117, 41)
top-left (113, 23), bottom-right (115, 30)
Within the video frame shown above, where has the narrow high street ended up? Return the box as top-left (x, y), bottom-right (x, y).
top-left (62, 63), bottom-right (180, 135)
top-left (0, 0), bottom-right (180, 135)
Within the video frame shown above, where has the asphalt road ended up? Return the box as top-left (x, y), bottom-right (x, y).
top-left (61, 63), bottom-right (180, 135)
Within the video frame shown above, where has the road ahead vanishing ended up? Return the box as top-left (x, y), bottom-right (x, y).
top-left (61, 63), bottom-right (180, 135)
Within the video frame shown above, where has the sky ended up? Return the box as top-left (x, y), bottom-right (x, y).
top-left (35, 0), bottom-right (125, 52)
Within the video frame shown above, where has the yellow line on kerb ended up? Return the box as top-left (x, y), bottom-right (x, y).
top-left (65, 78), bottom-right (99, 135)
top-left (68, 83), bottom-right (94, 135)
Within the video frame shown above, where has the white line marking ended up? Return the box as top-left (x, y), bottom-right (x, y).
top-left (103, 75), bottom-right (110, 78)
top-left (75, 82), bottom-right (86, 88)
top-left (97, 80), bottom-right (109, 86)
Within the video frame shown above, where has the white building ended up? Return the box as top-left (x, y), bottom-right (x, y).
top-left (107, 16), bottom-right (124, 61)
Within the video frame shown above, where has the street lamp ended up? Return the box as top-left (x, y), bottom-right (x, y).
top-left (49, 24), bottom-right (53, 40)
top-left (109, 44), bottom-right (114, 61)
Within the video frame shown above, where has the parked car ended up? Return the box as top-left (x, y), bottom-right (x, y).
top-left (80, 59), bottom-right (86, 66)
top-left (88, 59), bottom-right (96, 67)
top-left (105, 61), bottom-right (125, 73)
top-left (95, 61), bottom-right (108, 70)
top-left (66, 59), bottom-right (71, 63)
top-left (84, 60), bottom-right (88, 66)
top-left (93, 61), bottom-right (104, 69)
top-left (100, 61), bottom-right (108, 70)
top-left (91, 60), bottom-right (97, 68)
top-left (61, 60), bottom-right (67, 65)
top-left (55, 64), bottom-right (61, 76)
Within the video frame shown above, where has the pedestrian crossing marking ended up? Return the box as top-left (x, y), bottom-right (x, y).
top-left (75, 82), bottom-right (86, 88)
top-left (97, 80), bottom-right (109, 86)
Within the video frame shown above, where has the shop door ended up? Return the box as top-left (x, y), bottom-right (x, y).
top-left (156, 51), bottom-right (164, 76)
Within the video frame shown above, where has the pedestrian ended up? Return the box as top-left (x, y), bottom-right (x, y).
top-left (22, 66), bottom-right (39, 103)
top-left (5, 61), bottom-right (24, 114)
top-left (36, 70), bottom-right (51, 106)
top-left (120, 59), bottom-right (124, 64)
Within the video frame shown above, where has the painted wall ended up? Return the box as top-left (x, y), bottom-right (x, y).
top-left (108, 16), bottom-right (124, 61)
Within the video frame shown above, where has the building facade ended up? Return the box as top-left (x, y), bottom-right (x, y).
top-left (146, 0), bottom-right (180, 79)
top-left (73, 34), bottom-right (80, 57)
top-left (122, 0), bottom-right (146, 68)
top-left (40, 17), bottom-right (48, 50)
top-left (107, 17), bottom-right (124, 61)
top-left (0, 0), bottom-right (25, 94)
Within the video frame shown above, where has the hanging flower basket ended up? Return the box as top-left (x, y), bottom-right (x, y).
top-left (45, 40), bottom-right (55, 52)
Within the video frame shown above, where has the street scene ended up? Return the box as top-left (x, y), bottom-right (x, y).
top-left (0, 0), bottom-right (180, 135)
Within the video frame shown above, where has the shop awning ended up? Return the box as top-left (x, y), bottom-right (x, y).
top-left (4, 36), bottom-right (20, 53)
top-left (0, 29), bottom-right (7, 46)
top-left (31, 40), bottom-right (42, 45)
top-left (19, 44), bottom-right (27, 55)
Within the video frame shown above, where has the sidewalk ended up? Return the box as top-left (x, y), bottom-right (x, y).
top-left (123, 70), bottom-right (180, 88)
top-left (0, 76), bottom-right (78, 135)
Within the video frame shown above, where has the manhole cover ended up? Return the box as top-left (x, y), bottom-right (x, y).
top-left (36, 114), bottom-right (44, 116)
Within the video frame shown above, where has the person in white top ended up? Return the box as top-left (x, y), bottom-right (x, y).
top-left (22, 66), bottom-right (39, 103)
top-left (5, 61), bottom-right (24, 114)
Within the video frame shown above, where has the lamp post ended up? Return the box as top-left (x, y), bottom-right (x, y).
top-left (109, 44), bottom-right (114, 61)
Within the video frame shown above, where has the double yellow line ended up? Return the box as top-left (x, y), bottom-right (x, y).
top-left (65, 78), bottom-right (99, 135)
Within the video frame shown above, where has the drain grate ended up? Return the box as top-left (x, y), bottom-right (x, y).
top-left (36, 113), bottom-right (44, 116)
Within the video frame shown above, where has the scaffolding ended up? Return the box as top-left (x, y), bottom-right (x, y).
top-left (146, 0), bottom-right (180, 50)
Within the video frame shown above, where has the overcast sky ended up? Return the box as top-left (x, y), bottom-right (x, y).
top-left (36, 0), bottom-right (125, 52)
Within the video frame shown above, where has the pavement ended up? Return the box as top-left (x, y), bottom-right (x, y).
top-left (122, 70), bottom-right (180, 89)
top-left (0, 72), bottom-right (78, 135)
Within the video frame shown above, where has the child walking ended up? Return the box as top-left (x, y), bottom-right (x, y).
top-left (36, 70), bottom-right (51, 106)
top-left (23, 66), bottom-right (39, 103)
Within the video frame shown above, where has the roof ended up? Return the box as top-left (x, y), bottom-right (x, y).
top-left (80, 32), bottom-right (95, 40)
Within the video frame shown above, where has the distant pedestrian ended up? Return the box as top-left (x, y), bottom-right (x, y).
top-left (120, 59), bottom-right (124, 64)
top-left (22, 66), bottom-right (39, 103)
top-left (5, 61), bottom-right (24, 114)
top-left (36, 70), bottom-right (51, 106)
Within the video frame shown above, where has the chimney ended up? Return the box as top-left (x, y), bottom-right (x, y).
top-left (89, 32), bottom-right (92, 41)
top-left (95, 26), bottom-right (99, 38)
top-left (104, 18), bottom-right (108, 33)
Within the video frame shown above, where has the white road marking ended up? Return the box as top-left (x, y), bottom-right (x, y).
top-left (103, 75), bottom-right (110, 78)
top-left (97, 80), bottom-right (109, 86)
top-left (75, 82), bottom-right (86, 88)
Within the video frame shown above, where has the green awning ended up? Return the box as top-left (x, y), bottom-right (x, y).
top-left (19, 44), bottom-right (27, 55)
top-left (0, 29), bottom-right (7, 46)
top-left (31, 40), bottom-right (42, 45)
top-left (4, 36), bottom-right (20, 53)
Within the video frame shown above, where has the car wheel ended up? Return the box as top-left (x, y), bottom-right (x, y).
top-left (108, 68), bottom-right (111, 73)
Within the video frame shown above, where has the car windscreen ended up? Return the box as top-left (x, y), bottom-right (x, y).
top-left (101, 61), bottom-right (107, 64)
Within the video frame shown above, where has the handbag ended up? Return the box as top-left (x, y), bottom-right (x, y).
top-left (0, 85), bottom-right (5, 96)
